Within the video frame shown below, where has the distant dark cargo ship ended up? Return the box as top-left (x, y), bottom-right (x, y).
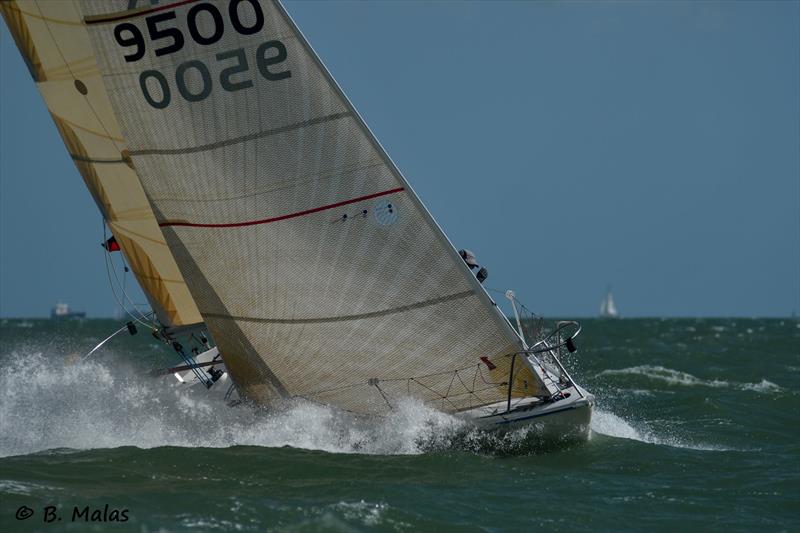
top-left (51, 303), bottom-right (86, 320)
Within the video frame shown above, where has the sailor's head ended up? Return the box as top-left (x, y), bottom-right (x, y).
top-left (459, 249), bottom-right (478, 267)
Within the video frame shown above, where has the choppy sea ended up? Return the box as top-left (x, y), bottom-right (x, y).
top-left (0, 318), bottom-right (797, 531)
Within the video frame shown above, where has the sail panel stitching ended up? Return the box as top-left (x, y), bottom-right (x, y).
top-left (130, 112), bottom-right (352, 157)
top-left (71, 154), bottom-right (125, 164)
top-left (204, 290), bottom-right (473, 325)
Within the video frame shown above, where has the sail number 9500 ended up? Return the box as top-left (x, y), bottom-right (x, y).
top-left (115, 0), bottom-right (265, 62)
top-left (113, 0), bottom-right (290, 109)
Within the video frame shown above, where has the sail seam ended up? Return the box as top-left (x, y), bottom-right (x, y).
top-left (129, 112), bottom-right (352, 157)
top-left (71, 154), bottom-right (126, 164)
top-left (159, 186), bottom-right (405, 228)
top-left (54, 113), bottom-right (125, 143)
top-left (6, 3), bottom-right (84, 26)
top-left (204, 290), bottom-right (474, 324)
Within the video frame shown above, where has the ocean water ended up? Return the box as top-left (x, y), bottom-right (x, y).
top-left (0, 318), bottom-right (797, 531)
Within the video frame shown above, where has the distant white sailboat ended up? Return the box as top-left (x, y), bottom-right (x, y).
top-left (600, 288), bottom-right (619, 318)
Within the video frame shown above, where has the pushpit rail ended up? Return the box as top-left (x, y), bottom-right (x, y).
top-left (505, 320), bottom-right (584, 411)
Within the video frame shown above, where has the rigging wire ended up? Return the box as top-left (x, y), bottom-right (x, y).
top-left (101, 219), bottom-right (156, 329)
top-left (172, 341), bottom-right (211, 387)
top-left (103, 242), bottom-right (153, 329)
top-left (485, 286), bottom-right (535, 313)
top-left (118, 251), bottom-right (155, 312)
top-left (83, 323), bottom-right (129, 360)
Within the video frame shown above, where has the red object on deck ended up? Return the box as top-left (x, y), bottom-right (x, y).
top-left (480, 356), bottom-right (497, 370)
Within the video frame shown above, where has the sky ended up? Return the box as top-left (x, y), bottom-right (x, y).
top-left (1, 0), bottom-right (798, 318)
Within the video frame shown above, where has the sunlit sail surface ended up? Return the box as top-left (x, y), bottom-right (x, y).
top-left (75, 0), bottom-right (547, 414)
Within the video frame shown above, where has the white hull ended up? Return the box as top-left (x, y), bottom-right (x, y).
top-left (457, 385), bottom-right (594, 442)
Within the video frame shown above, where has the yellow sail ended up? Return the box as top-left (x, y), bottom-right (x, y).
top-left (1, 0), bottom-right (201, 326)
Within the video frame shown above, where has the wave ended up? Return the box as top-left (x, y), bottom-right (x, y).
top-left (0, 351), bottom-right (465, 457)
top-left (596, 365), bottom-right (784, 393)
top-left (0, 350), bottom-right (569, 458)
top-left (739, 379), bottom-right (784, 393)
top-left (1, 347), bottom-right (750, 458)
top-left (590, 409), bottom-right (732, 451)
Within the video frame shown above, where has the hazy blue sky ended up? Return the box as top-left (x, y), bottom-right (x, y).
top-left (1, 0), bottom-right (798, 318)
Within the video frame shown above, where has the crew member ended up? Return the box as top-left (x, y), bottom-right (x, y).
top-left (458, 249), bottom-right (488, 284)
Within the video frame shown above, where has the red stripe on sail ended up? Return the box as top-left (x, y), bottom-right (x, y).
top-left (160, 187), bottom-right (406, 229)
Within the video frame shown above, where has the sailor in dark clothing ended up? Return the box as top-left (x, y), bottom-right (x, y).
top-left (458, 249), bottom-right (488, 284)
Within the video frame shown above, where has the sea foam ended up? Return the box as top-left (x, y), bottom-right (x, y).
top-left (1, 346), bottom-right (741, 458)
top-left (597, 365), bottom-right (783, 393)
top-left (590, 409), bottom-right (732, 451)
top-left (0, 349), bottom-right (547, 457)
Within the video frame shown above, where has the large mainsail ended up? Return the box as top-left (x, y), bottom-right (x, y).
top-left (1, 0), bottom-right (202, 327)
top-left (77, 0), bottom-right (548, 414)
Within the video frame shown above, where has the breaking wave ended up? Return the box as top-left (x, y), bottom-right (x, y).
top-left (596, 365), bottom-right (783, 393)
top-left (0, 349), bottom-right (570, 458)
top-left (0, 350), bottom-right (453, 457)
top-left (1, 345), bottom-right (744, 458)
top-left (590, 409), bottom-right (732, 451)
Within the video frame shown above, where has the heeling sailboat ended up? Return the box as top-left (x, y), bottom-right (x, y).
top-left (5, 0), bottom-right (593, 438)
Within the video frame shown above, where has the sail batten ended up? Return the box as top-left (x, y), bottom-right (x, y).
top-left (76, 0), bottom-right (544, 413)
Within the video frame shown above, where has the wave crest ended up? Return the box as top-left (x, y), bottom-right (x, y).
top-left (590, 409), bottom-right (732, 451)
top-left (597, 365), bottom-right (783, 393)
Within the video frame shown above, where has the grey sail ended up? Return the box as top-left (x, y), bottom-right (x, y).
top-left (78, 0), bottom-right (548, 414)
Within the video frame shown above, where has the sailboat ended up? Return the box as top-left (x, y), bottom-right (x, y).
top-left (2, 0), bottom-right (593, 440)
top-left (600, 287), bottom-right (619, 318)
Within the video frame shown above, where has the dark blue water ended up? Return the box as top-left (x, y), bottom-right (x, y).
top-left (1, 318), bottom-right (797, 531)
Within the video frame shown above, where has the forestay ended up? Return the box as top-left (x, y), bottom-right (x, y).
top-left (1, 0), bottom-right (202, 327)
top-left (78, 0), bottom-right (549, 414)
